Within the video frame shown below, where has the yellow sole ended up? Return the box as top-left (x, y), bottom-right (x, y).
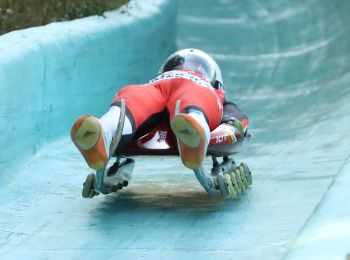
top-left (170, 115), bottom-right (201, 148)
top-left (171, 113), bottom-right (207, 170)
top-left (73, 117), bottom-right (101, 150)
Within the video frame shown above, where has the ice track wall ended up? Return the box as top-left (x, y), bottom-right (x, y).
top-left (176, 0), bottom-right (350, 259)
top-left (0, 0), bottom-right (176, 180)
top-left (1, 0), bottom-right (350, 259)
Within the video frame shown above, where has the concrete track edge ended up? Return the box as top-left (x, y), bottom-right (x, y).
top-left (0, 0), bottom-right (177, 183)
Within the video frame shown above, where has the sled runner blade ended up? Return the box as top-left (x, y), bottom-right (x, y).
top-left (194, 166), bottom-right (218, 194)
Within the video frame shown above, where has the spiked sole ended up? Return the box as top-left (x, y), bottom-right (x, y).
top-left (171, 113), bottom-right (207, 170)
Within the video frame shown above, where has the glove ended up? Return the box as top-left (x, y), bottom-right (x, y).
top-left (224, 118), bottom-right (244, 137)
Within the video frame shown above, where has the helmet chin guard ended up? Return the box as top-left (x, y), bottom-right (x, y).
top-left (159, 48), bottom-right (223, 87)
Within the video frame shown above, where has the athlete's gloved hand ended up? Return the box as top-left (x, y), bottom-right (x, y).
top-left (231, 119), bottom-right (244, 137)
top-left (222, 117), bottom-right (245, 138)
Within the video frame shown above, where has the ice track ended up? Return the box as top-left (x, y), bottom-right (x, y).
top-left (1, 0), bottom-right (350, 259)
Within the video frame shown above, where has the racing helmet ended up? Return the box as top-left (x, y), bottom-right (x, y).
top-left (158, 48), bottom-right (224, 89)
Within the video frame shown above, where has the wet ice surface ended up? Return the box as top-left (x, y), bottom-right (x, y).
top-left (0, 133), bottom-right (348, 259)
top-left (1, 0), bottom-right (350, 259)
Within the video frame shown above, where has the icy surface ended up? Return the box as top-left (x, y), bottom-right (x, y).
top-left (1, 0), bottom-right (350, 259)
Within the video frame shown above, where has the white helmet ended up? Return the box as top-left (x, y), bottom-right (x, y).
top-left (159, 48), bottom-right (223, 88)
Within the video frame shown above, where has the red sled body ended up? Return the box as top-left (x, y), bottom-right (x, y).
top-left (117, 119), bottom-right (248, 157)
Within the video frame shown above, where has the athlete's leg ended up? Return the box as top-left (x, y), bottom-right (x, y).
top-left (111, 84), bottom-right (167, 130)
top-left (167, 79), bottom-right (222, 130)
top-left (71, 83), bottom-right (167, 170)
top-left (167, 79), bottom-right (223, 169)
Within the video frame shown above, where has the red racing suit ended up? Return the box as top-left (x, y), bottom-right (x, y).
top-left (111, 70), bottom-right (225, 132)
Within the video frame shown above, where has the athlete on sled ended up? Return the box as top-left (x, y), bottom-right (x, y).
top-left (71, 48), bottom-right (252, 200)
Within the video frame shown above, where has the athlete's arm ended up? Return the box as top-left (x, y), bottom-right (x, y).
top-left (222, 100), bottom-right (249, 137)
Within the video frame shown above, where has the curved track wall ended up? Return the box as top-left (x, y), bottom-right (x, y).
top-left (177, 0), bottom-right (350, 258)
top-left (1, 0), bottom-right (350, 259)
top-left (0, 0), bottom-right (176, 179)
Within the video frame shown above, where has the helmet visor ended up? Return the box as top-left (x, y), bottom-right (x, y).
top-left (161, 53), bottom-right (216, 83)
